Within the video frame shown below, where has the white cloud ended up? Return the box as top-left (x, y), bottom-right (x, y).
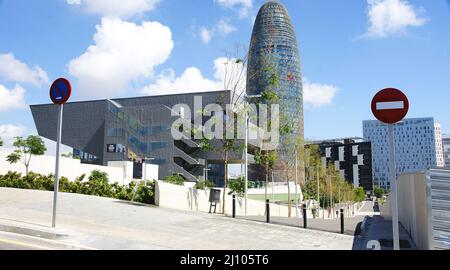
top-left (200, 27), bottom-right (213, 44)
top-left (199, 18), bottom-right (236, 44)
top-left (217, 17), bottom-right (237, 34)
top-left (303, 79), bottom-right (339, 108)
top-left (0, 84), bottom-right (27, 112)
top-left (215, 0), bottom-right (253, 18)
top-left (68, 17), bottom-right (174, 98)
top-left (141, 57), bottom-right (245, 96)
top-left (0, 53), bottom-right (50, 87)
top-left (364, 0), bottom-right (427, 38)
top-left (0, 125), bottom-right (26, 148)
top-left (66, 0), bottom-right (160, 18)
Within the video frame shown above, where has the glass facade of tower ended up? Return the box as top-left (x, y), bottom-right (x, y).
top-left (247, 1), bottom-right (304, 139)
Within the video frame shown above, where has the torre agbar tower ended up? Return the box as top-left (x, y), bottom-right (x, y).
top-left (247, 1), bottom-right (305, 182)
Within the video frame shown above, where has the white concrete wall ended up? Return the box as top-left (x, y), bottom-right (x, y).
top-left (107, 161), bottom-right (134, 186)
top-left (0, 150), bottom-right (125, 184)
top-left (155, 181), bottom-right (327, 218)
top-left (142, 164), bottom-right (159, 182)
top-left (380, 172), bottom-right (431, 250)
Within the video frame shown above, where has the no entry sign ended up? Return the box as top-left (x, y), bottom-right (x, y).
top-left (371, 88), bottom-right (409, 124)
top-left (50, 78), bottom-right (72, 105)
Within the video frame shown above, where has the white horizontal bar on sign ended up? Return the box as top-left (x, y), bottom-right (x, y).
top-left (376, 101), bottom-right (404, 110)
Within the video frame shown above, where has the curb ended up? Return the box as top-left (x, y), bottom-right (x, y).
top-left (0, 220), bottom-right (99, 250)
top-left (0, 220), bottom-right (68, 240)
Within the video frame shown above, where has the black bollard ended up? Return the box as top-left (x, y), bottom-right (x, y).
top-left (303, 204), bottom-right (307, 229)
top-left (340, 208), bottom-right (345, 234)
top-left (232, 194), bottom-right (236, 218)
top-left (266, 199), bottom-right (270, 223)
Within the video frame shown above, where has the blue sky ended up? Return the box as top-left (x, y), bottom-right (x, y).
top-left (0, 0), bottom-right (449, 152)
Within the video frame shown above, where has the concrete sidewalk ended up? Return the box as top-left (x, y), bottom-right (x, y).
top-left (353, 215), bottom-right (417, 250)
top-left (0, 188), bottom-right (355, 250)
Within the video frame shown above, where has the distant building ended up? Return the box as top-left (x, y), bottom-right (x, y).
top-left (435, 124), bottom-right (445, 167)
top-left (443, 134), bottom-right (450, 167)
top-left (306, 138), bottom-right (374, 193)
top-left (363, 118), bottom-right (444, 190)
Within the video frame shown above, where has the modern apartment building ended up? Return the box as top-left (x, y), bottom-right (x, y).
top-left (363, 118), bottom-right (444, 189)
top-left (307, 138), bottom-right (374, 192)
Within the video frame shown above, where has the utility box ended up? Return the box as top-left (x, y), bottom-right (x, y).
top-left (209, 189), bottom-right (221, 203)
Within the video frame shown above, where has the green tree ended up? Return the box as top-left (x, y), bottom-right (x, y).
top-left (354, 187), bottom-right (366, 203)
top-left (0, 137), bottom-right (3, 147)
top-left (374, 186), bottom-right (384, 199)
top-left (6, 136), bottom-right (46, 175)
top-left (228, 177), bottom-right (251, 196)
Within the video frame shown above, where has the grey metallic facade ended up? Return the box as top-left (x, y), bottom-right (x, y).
top-left (31, 91), bottom-right (241, 185)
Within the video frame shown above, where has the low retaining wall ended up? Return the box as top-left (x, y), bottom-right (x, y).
top-left (154, 181), bottom-right (360, 219)
top-left (0, 150), bottom-right (124, 184)
top-left (155, 181), bottom-right (306, 217)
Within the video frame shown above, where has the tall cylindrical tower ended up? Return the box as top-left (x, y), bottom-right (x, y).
top-left (247, 1), bottom-right (305, 182)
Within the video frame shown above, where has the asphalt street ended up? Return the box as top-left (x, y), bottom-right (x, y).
top-left (0, 188), bottom-right (355, 250)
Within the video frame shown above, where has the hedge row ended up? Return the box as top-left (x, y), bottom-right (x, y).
top-left (0, 170), bottom-right (155, 204)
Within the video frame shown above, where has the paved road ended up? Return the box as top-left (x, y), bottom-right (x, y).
top-left (0, 231), bottom-right (79, 250)
top-left (0, 188), bottom-right (354, 250)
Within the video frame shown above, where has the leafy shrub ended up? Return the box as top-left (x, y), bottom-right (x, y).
top-left (193, 180), bottom-right (214, 190)
top-left (163, 175), bottom-right (185, 186)
top-left (228, 177), bottom-right (251, 196)
top-left (374, 187), bottom-right (384, 199)
top-left (131, 181), bottom-right (155, 204)
top-left (85, 170), bottom-right (114, 197)
top-left (0, 171), bottom-right (155, 205)
top-left (353, 187), bottom-right (366, 203)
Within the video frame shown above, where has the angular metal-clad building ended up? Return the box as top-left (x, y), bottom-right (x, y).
top-left (31, 91), bottom-right (240, 185)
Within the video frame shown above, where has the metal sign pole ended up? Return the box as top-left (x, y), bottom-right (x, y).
top-left (388, 123), bottom-right (400, 250)
top-left (52, 104), bottom-right (63, 228)
top-left (244, 110), bottom-right (249, 215)
top-left (295, 149), bottom-right (299, 218)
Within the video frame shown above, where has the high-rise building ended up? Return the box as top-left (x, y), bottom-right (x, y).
top-left (435, 123), bottom-right (445, 167)
top-left (247, 1), bottom-right (305, 181)
top-left (443, 134), bottom-right (450, 167)
top-left (306, 138), bottom-right (374, 193)
top-left (363, 118), bottom-right (444, 189)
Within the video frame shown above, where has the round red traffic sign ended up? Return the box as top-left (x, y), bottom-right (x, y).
top-left (50, 78), bottom-right (72, 105)
top-left (371, 88), bottom-right (409, 124)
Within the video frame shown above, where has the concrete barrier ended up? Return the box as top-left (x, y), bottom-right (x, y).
top-left (155, 181), bottom-right (302, 217)
top-left (0, 150), bottom-right (126, 184)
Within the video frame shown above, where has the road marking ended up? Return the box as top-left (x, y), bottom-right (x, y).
top-left (0, 238), bottom-right (55, 250)
top-left (376, 101), bottom-right (404, 110)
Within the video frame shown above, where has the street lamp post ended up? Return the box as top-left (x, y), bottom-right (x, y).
top-left (295, 149), bottom-right (299, 218)
top-left (317, 167), bottom-right (321, 219)
top-left (244, 94), bottom-right (262, 215)
top-left (203, 166), bottom-right (211, 182)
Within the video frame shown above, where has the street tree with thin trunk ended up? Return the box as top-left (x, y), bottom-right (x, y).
top-left (6, 136), bottom-right (47, 176)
